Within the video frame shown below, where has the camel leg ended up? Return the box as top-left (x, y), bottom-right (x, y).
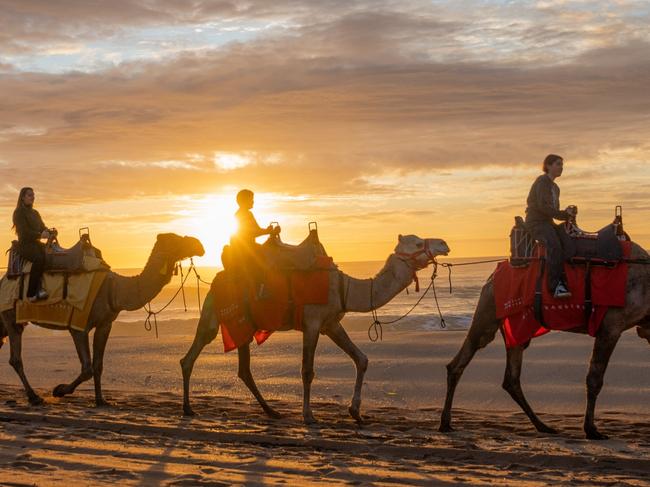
top-left (439, 281), bottom-right (500, 432)
top-left (180, 294), bottom-right (218, 416)
top-left (5, 321), bottom-right (43, 405)
top-left (302, 322), bottom-right (321, 425)
top-left (237, 342), bottom-right (282, 419)
top-left (324, 322), bottom-right (368, 422)
top-left (92, 322), bottom-right (112, 407)
top-left (584, 323), bottom-right (622, 440)
top-left (52, 329), bottom-right (92, 398)
top-left (503, 345), bottom-right (557, 434)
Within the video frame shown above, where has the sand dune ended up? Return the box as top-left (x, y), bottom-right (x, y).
top-left (1, 324), bottom-right (649, 485)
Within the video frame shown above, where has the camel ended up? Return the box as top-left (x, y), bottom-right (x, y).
top-left (439, 241), bottom-right (650, 440)
top-left (181, 234), bottom-right (450, 424)
top-left (0, 233), bottom-right (204, 407)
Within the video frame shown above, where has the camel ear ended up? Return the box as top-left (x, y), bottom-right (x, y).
top-left (398, 234), bottom-right (404, 242)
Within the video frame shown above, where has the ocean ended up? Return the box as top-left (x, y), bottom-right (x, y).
top-left (114, 257), bottom-right (506, 333)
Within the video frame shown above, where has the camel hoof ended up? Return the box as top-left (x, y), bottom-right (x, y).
top-left (536, 424), bottom-right (559, 435)
top-left (28, 394), bottom-right (45, 406)
top-left (348, 406), bottom-right (363, 423)
top-left (95, 399), bottom-right (112, 408)
top-left (264, 408), bottom-right (282, 420)
top-left (303, 414), bottom-right (317, 425)
top-left (586, 429), bottom-right (608, 441)
top-left (52, 384), bottom-right (68, 398)
top-left (438, 423), bottom-right (454, 433)
top-left (183, 406), bottom-right (197, 417)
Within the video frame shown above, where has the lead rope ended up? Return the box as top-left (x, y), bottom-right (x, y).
top-left (367, 257), bottom-right (509, 342)
top-left (144, 259), bottom-right (197, 338)
top-left (368, 261), bottom-right (447, 342)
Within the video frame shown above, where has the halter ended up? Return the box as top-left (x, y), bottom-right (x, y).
top-left (395, 239), bottom-right (439, 291)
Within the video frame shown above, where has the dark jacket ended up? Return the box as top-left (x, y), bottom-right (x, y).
top-left (13, 206), bottom-right (46, 252)
top-left (525, 175), bottom-right (569, 225)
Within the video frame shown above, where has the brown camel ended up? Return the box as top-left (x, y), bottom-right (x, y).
top-left (0, 233), bottom-right (204, 406)
top-left (181, 234), bottom-right (450, 424)
top-left (439, 242), bottom-right (650, 440)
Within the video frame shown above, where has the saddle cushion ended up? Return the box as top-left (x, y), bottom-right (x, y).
top-left (259, 231), bottom-right (327, 270)
top-left (0, 262), bottom-right (108, 331)
top-left (211, 255), bottom-right (333, 352)
top-left (494, 241), bottom-right (631, 348)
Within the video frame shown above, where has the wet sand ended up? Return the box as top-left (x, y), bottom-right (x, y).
top-left (1, 322), bottom-right (649, 485)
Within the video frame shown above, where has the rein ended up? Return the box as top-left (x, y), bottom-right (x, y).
top-left (366, 256), bottom-right (510, 342)
top-left (367, 244), bottom-right (450, 342)
top-left (142, 257), bottom-right (206, 338)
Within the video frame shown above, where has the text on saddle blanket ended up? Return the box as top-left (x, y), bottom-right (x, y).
top-left (211, 255), bottom-right (333, 353)
top-left (0, 256), bottom-right (108, 331)
top-left (495, 240), bottom-right (631, 348)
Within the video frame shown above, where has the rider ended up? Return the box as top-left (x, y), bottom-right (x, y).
top-left (12, 187), bottom-right (53, 302)
top-left (525, 154), bottom-right (577, 299)
top-left (230, 189), bottom-right (280, 298)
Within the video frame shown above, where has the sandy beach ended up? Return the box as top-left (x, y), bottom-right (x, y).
top-left (1, 321), bottom-right (649, 485)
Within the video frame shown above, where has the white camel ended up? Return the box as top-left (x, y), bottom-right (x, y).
top-left (181, 234), bottom-right (450, 424)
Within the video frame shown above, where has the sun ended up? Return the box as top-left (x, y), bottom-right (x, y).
top-left (183, 195), bottom-right (238, 267)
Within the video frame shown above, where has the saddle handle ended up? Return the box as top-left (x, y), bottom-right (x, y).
top-left (79, 226), bottom-right (90, 240)
top-left (615, 205), bottom-right (622, 220)
top-left (309, 221), bottom-right (318, 233)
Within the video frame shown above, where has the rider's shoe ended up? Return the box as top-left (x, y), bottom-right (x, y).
top-left (553, 282), bottom-right (572, 299)
top-left (27, 289), bottom-right (49, 303)
top-left (256, 283), bottom-right (270, 301)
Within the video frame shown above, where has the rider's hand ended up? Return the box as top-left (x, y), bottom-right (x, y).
top-left (566, 205), bottom-right (577, 217)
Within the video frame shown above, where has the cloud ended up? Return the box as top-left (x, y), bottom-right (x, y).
top-left (0, 1), bottom-right (649, 262)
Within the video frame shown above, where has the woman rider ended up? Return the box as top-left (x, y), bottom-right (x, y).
top-left (12, 187), bottom-right (53, 302)
top-left (525, 154), bottom-right (577, 298)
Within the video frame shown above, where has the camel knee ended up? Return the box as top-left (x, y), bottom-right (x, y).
top-left (9, 357), bottom-right (22, 371)
top-left (301, 368), bottom-right (315, 384)
top-left (502, 377), bottom-right (517, 394)
top-left (446, 361), bottom-right (464, 382)
top-left (81, 367), bottom-right (94, 381)
top-left (586, 372), bottom-right (604, 397)
top-left (357, 353), bottom-right (368, 373)
top-left (237, 368), bottom-right (252, 382)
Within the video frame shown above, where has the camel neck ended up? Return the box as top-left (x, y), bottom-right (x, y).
top-left (111, 251), bottom-right (174, 312)
top-left (342, 255), bottom-right (417, 313)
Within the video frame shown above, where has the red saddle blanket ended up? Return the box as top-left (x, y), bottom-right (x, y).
top-left (494, 242), bottom-right (630, 348)
top-left (211, 256), bottom-right (332, 352)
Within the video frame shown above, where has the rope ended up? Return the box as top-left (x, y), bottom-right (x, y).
top-left (368, 261), bottom-right (447, 342)
top-left (143, 259), bottom-right (197, 338)
top-left (367, 257), bottom-right (507, 342)
top-left (438, 258), bottom-right (506, 293)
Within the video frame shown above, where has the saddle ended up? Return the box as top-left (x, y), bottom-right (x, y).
top-left (221, 222), bottom-right (328, 272)
top-left (5, 229), bottom-right (109, 279)
top-left (509, 206), bottom-right (629, 266)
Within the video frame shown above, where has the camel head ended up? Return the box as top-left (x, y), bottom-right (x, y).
top-left (395, 234), bottom-right (450, 269)
top-left (154, 233), bottom-right (205, 267)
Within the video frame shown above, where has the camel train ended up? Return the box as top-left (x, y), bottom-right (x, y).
top-left (1, 228), bottom-right (648, 440)
top-left (1, 178), bottom-right (649, 440)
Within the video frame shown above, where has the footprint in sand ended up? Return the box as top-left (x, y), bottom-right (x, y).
top-left (93, 467), bottom-right (138, 479)
top-left (11, 459), bottom-right (55, 471)
top-left (167, 473), bottom-right (229, 486)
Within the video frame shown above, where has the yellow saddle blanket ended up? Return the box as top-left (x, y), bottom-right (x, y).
top-left (0, 256), bottom-right (108, 331)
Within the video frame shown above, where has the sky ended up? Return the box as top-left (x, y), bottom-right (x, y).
top-left (1, 0), bottom-right (649, 268)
